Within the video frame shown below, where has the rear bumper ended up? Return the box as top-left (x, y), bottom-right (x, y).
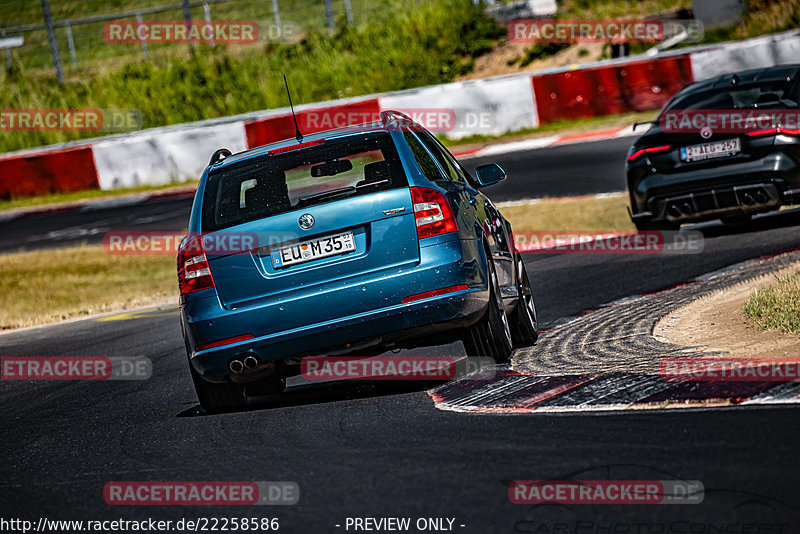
top-left (181, 236), bottom-right (489, 382)
top-left (628, 152), bottom-right (800, 224)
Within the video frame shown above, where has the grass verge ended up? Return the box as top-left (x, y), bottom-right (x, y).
top-left (1, 0), bottom-right (504, 153)
top-left (0, 245), bottom-right (176, 330)
top-left (744, 270), bottom-right (800, 334)
top-left (0, 193), bottom-right (634, 329)
top-left (501, 193), bottom-right (633, 231)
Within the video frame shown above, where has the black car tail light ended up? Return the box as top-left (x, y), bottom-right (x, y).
top-left (627, 145), bottom-right (672, 162)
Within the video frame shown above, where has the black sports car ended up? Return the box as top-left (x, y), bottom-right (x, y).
top-left (626, 64), bottom-right (800, 230)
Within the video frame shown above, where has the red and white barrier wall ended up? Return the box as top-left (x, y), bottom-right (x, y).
top-left (1, 30), bottom-right (798, 198)
top-left (91, 121), bottom-right (248, 190)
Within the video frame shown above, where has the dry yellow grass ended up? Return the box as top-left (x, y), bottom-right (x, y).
top-left (744, 270), bottom-right (800, 334)
top-left (0, 245), bottom-right (177, 330)
top-left (501, 193), bottom-right (635, 231)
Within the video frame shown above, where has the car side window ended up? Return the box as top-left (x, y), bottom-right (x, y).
top-left (404, 132), bottom-right (442, 182)
top-left (432, 135), bottom-right (472, 184)
top-left (414, 129), bottom-right (464, 183)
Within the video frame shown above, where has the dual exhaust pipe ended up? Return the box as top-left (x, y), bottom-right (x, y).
top-left (666, 186), bottom-right (772, 219)
top-left (229, 354), bottom-right (260, 374)
top-left (667, 201), bottom-right (694, 219)
top-left (739, 189), bottom-right (769, 207)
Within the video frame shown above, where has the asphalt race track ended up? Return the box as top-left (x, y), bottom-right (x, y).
top-left (2, 136), bottom-right (800, 531)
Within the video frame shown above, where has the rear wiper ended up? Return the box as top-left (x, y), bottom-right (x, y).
top-left (298, 186), bottom-right (355, 205)
top-left (356, 179), bottom-right (389, 189)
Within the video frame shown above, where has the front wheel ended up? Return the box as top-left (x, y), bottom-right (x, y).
top-left (510, 254), bottom-right (538, 348)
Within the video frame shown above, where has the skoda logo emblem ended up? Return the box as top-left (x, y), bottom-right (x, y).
top-left (700, 127), bottom-right (713, 139)
top-left (299, 214), bottom-right (315, 230)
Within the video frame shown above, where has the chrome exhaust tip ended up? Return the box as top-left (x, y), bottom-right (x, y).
top-left (229, 359), bottom-right (244, 374)
top-left (243, 355), bottom-right (259, 370)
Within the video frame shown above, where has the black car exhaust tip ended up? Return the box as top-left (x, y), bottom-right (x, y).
top-left (228, 358), bottom-right (245, 374)
top-left (667, 201), bottom-right (693, 219)
top-left (668, 204), bottom-right (683, 218)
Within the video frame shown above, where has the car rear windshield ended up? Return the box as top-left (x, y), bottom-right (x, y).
top-left (201, 133), bottom-right (407, 232)
top-left (664, 80), bottom-right (797, 111)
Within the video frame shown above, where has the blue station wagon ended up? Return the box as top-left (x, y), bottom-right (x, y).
top-left (179, 111), bottom-right (538, 411)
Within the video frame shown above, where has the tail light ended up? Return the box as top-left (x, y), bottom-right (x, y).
top-left (748, 127), bottom-right (800, 137)
top-left (627, 145), bottom-right (671, 162)
top-left (178, 234), bottom-right (215, 294)
top-left (410, 187), bottom-right (459, 239)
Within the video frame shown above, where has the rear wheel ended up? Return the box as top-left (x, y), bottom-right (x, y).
top-left (188, 359), bottom-right (248, 413)
top-left (463, 258), bottom-right (513, 363)
top-left (510, 254), bottom-right (538, 348)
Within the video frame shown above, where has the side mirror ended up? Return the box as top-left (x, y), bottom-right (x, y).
top-left (474, 163), bottom-right (506, 187)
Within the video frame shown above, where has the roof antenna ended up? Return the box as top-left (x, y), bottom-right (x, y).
top-left (284, 74), bottom-right (303, 142)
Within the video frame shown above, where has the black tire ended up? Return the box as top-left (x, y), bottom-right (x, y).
top-left (634, 219), bottom-right (679, 232)
top-left (463, 258), bottom-right (513, 363)
top-left (510, 254), bottom-right (538, 348)
top-left (188, 360), bottom-right (248, 413)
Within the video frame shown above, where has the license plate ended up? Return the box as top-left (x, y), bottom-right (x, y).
top-left (271, 231), bottom-right (355, 269)
top-left (680, 138), bottom-right (741, 162)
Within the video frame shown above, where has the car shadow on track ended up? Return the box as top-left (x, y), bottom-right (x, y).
top-left (176, 379), bottom-right (444, 417)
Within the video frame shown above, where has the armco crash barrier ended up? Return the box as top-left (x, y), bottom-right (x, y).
top-left (244, 99), bottom-right (381, 149)
top-left (689, 30), bottom-right (800, 81)
top-left (1, 30), bottom-right (798, 197)
top-left (531, 56), bottom-right (693, 124)
top-left (0, 146), bottom-right (98, 199)
top-left (90, 121), bottom-right (248, 190)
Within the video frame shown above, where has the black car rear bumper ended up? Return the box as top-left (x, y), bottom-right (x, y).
top-left (629, 152), bottom-right (800, 225)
